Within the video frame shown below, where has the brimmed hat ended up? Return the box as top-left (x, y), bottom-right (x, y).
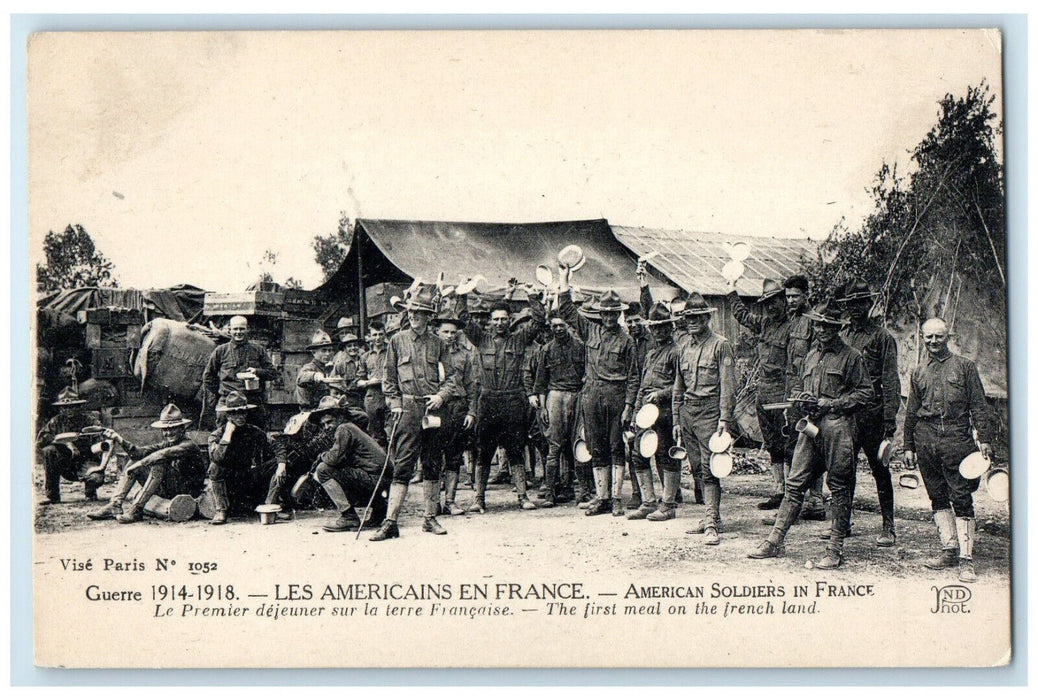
top-left (402, 284), bottom-right (439, 313)
top-left (643, 302), bottom-right (674, 326)
top-left (588, 290), bottom-right (629, 313)
top-left (680, 292), bottom-right (717, 316)
top-left (837, 278), bottom-right (878, 303)
top-left (336, 317), bottom-right (355, 330)
top-left (307, 330), bottom-right (335, 351)
top-left (339, 332), bottom-right (361, 345)
top-left (310, 395), bottom-right (347, 417)
top-left (757, 278), bottom-right (785, 303)
top-left (215, 391), bottom-right (257, 413)
top-left (804, 301), bottom-right (848, 326)
top-left (53, 387), bottom-right (87, 406)
top-left (151, 403), bottom-right (192, 429)
top-left (468, 297), bottom-right (492, 317)
top-left (430, 314), bottom-right (463, 328)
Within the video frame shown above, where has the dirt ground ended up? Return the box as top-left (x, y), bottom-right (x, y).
top-left (32, 449), bottom-right (1011, 584)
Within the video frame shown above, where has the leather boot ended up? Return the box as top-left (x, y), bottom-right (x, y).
top-left (88, 497), bottom-right (123, 521)
top-left (748, 540), bottom-right (783, 559)
top-left (611, 465), bottom-right (626, 516)
top-left (324, 512), bottom-right (359, 532)
top-left (585, 467), bottom-right (611, 516)
top-left (444, 472), bottom-right (465, 515)
top-left (814, 548), bottom-right (843, 569)
top-left (924, 509), bottom-right (959, 570)
top-left (209, 480), bottom-right (229, 525)
top-left (467, 461), bottom-right (489, 513)
top-left (371, 482), bottom-right (408, 541)
top-left (575, 465), bottom-right (593, 507)
top-left (423, 480), bottom-right (446, 534)
top-left (956, 516), bottom-right (977, 582)
top-left (627, 470), bottom-right (658, 520)
top-left (876, 515), bottom-right (897, 548)
top-left (513, 460), bottom-right (540, 510)
top-left (647, 471), bottom-right (680, 521)
top-left (116, 505), bottom-right (144, 524)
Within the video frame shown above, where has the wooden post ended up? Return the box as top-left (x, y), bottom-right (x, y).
top-left (356, 225), bottom-right (366, 338)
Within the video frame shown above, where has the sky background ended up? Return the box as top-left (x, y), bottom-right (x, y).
top-left (27, 29), bottom-right (1003, 291)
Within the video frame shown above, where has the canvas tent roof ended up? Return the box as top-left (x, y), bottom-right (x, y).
top-left (611, 226), bottom-right (818, 297)
top-left (37, 284), bottom-right (208, 322)
top-left (312, 218), bottom-right (672, 305)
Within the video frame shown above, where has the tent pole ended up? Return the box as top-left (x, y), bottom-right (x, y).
top-left (356, 225), bottom-right (366, 338)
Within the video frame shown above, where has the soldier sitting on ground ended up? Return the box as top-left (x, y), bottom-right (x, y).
top-left (88, 404), bottom-right (206, 523)
top-left (36, 387), bottom-right (105, 505)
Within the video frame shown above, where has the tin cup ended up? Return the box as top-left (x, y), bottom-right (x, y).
top-left (984, 467), bottom-right (1009, 502)
top-left (255, 503), bottom-right (282, 525)
top-left (795, 417), bottom-right (819, 439)
top-left (421, 414), bottom-right (442, 430)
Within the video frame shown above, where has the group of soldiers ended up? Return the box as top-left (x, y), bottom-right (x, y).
top-left (36, 260), bottom-right (995, 581)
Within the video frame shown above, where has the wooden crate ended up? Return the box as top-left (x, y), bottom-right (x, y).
top-left (203, 291), bottom-right (285, 317)
top-left (281, 319), bottom-right (323, 353)
top-left (91, 348), bottom-right (133, 379)
top-left (365, 283), bottom-right (407, 318)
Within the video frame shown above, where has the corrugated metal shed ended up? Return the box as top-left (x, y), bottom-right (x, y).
top-left (611, 226), bottom-right (818, 297)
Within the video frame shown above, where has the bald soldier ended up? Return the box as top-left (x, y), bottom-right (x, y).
top-left (904, 317), bottom-right (993, 583)
top-left (202, 315), bottom-right (277, 426)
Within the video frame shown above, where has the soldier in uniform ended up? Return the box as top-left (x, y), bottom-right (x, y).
top-left (727, 278), bottom-right (791, 510)
top-left (432, 313), bottom-right (478, 516)
top-left (88, 404), bottom-right (205, 523)
top-left (557, 267), bottom-right (640, 517)
top-left (462, 287), bottom-right (546, 514)
top-left (373, 285), bottom-right (462, 540)
top-left (260, 408), bottom-right (337, 519)
top-left (310, 396), bottom-right (390, 533)
top-left (839, 279), bottom-right (901, 547)
top-left (36, 387), bottom-right (104, 505)
top-left (749, 302), bottom-right (872, 568)
top-left (294, 330), bottom-right (336, 410)
top-left (671, 294), bottom-right (738, 543)
top-left (355, 321), bottom-right (390, 448)
top-left (331, 330), bottom-right (365, 408)
top-left (627, 302), bottom-right (682, 521)
top-left (783, 275), bottom-right (826, 520)
top-left (903, 317), bottom-right (993, 583)
top-left (202, 315), bottom-right (277, 427)
top-left (206, 391), bottom-right (285, 525)
top-left (533, 312), bottom-right (586, 506)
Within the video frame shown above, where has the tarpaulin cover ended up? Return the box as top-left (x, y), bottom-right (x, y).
top-left (38, 285), bottom-right (207, 323)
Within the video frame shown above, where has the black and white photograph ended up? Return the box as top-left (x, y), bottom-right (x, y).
top-left (26, 27), bottom-right (1011, 668)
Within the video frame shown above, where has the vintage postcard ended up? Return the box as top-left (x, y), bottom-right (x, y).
top-left (27, 29), bottom-right (1011, 668)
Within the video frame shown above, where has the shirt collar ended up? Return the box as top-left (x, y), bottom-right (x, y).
top-left (927, 349), bottom-right (952, 365)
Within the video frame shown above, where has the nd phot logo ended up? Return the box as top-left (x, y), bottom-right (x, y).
top-left (931, 585), bottom-right (972, 614)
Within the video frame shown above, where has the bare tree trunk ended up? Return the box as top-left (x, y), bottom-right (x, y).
top-left (973, 195), bottom-right (1006, 288)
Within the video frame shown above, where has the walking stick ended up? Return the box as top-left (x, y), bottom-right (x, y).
top-left (356, 415), bottom-right (400, 540)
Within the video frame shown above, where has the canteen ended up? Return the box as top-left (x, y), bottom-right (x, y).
top-left (958, 451), bottom-right (990, 479)
top-left (877, 439), bottom-right (893, 467)
top-left (638, 430), bottom-right (659, 458)
top-left (558, 245), bottom-right (586, 271)
top-left (634, 403), bottom-right (660, 429)
top-left (721, 260), bottom-right (745, 283)
top-left (709, 451), bottom-right (734, 478)
top-left (255, 503), bottom-right (282, 525)
top-left (708, 429), bottom-right (732, 454)
top-left (984, 467), bottom-right (1009, 502)
top-left (574, 439), bottom-right (592, 464)
top-left (728, 241), bottom-right (751, 262)
top-left (795, 417), bottom-right (819, 439)
top-left (535, 265), bottom-right (554, 287)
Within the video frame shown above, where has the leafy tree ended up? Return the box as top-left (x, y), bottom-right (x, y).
top-left (256, 249), bottom-right (304, 289)
top-left (312, 213), bottom-right (352, 282)
top-left (804, 82), bottom-right (1004, 332)
top-left (36, 224), bottom-right (118, 292)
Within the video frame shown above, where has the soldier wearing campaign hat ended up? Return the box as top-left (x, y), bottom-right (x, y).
top-left (295, 329), bottom-right (337, 410)
top-left (558, 268), bottom-right (640, 517)
top-left (372, 284), bottom-right (462, 541)
top-left (89, 404), bottom-right (205, 523)
top-left (727, 277), bottom-right (793, 511)
top-left (750, 301), bottom-right (873, 568)
top-left (331, 326), bottom-right (365, 407)
top-left (839, 278), bottom-right (901, 547)
top-left (671, 293), bottom-right (737, 543)
top-left (36, 387), bottom-right (104, 505)
top-left (206, 391), bottom-right (286, 525)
